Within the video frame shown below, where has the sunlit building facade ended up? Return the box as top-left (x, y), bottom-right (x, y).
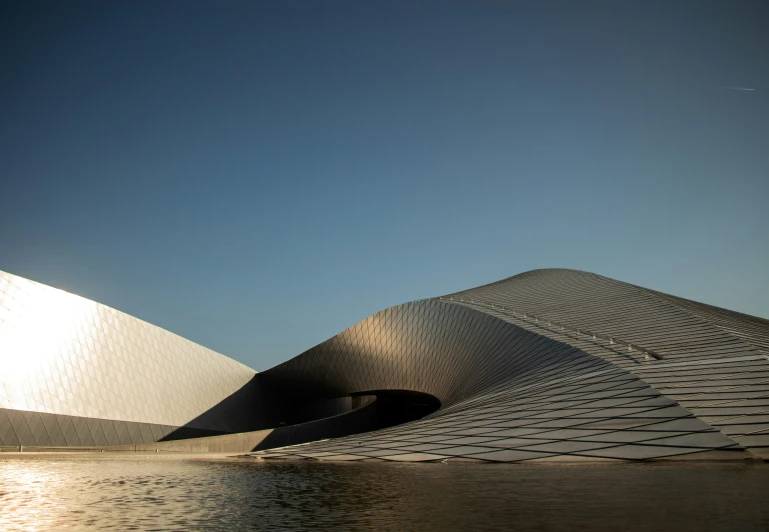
top-left (0, 271), bottom-right (258, 446)
top-left (1, 268), bottom-right (768, 461)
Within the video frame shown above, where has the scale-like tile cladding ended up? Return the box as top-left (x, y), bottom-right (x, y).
top-left (1, 269), bottom-right (768, 461)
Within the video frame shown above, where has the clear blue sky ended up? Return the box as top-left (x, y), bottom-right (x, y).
top-left (1, 1), bottom-right (767, 370)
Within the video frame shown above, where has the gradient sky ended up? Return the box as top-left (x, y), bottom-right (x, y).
top-left (1, 1), bottom-right (767, 370)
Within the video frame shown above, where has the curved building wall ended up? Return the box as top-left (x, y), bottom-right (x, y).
top-left (2, 267), bottom-right (768, 461)
top-left (0, 270), bottom-right (257, 447)
top-left (255, 299), bottom-right (742, 462)
top-left (436, 269), bottom-right (769, 458)
top-left (254, 269), bottom-right (769, 462)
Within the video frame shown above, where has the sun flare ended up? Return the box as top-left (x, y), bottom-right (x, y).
top-left (0, 280), bottom-right (98, 388)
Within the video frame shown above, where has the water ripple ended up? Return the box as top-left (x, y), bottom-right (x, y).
top-left (0, 454), bottom-right (767, 531)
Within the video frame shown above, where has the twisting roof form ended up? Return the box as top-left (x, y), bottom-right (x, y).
top-left (1, 268), bottom-right (768, 461)
top-left (254, 269), bottom-right (769, 462)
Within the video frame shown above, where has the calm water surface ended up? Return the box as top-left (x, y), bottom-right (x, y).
top-left (0, 454), bottom-right (767, 531)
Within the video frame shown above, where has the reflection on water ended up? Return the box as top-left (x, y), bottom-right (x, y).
top-left (0, 454), bottom-right (768, 531)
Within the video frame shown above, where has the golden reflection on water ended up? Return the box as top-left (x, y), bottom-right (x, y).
top-left (0, 460), bottom-right (71, 531)
top-left (0, 454), bottom-right (768, 532)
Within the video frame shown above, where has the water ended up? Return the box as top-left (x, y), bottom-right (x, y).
top-left (0, 454), bottom-right (767, 531)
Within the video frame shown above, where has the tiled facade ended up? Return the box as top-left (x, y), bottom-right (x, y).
top-left (0, 270), bottom-right (257, 446)
top-left (255, 269), bottom-right (769, 462)
top-left (2, 268), bottom-right (768, 460)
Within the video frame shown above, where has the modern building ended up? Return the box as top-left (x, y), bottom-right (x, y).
top-left (1, 268), bottom-right (768, 461)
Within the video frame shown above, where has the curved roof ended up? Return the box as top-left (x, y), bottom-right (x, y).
top-left (0, 270), bottom-right (256, 428)
top-left (255, 268), bottom-right (769, 461)
top-left (2, 267), bottom-right (768, 460)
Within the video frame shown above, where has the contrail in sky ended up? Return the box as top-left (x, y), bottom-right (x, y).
top-left (724, 86), bottom-right (756, 91)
